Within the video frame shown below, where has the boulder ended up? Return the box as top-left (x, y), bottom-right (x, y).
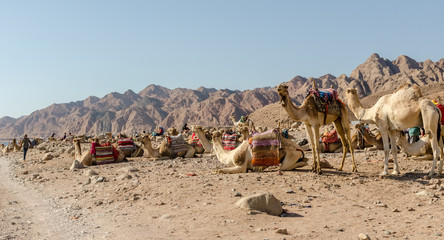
top-left (70, 160), bottom-right (85, 170)
top-left (235, 192), bottom-right (283, 216)
top-left (42, 153), bottom-right (54, 161)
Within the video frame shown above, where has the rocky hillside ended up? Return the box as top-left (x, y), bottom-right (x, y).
top-left (1, 53), bottom-right (444, 138)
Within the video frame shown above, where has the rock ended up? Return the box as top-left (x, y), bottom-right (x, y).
top-left (90, 175), bottom-right (105, 183)
top-left (117, 173), bottom-right (132, 180)
top-left (416, 190), bottom-right (433, 196)
top-left (118, 166), bottom-right (139, 173)
top-left (70, 160), bottom-right (85, 170)
top-left (84, 169), bottom-right (98, 176)
top-left (22, 170), bottom-right (29, 175)
top-left (358, 233), bottom-right (371, 240)
top-left (275, 228), bottom-right (288, 235)
top-left (235, 192), bottom-right (283, 216)
top-left (42, 153), bottom-right (54, 161)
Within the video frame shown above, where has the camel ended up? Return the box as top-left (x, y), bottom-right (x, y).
top-left (277, 83), bottom-right (356, 173)
top-left (397, 133), bottom-right (433, 160)
top-left (73, 138), bottom-right (126, 166)
top-left (345, 84), bottom-right (443, 176)
top-left (136, 134), bottom-right (195, 159)
top-left (11, 139), bottom-right (21, 152)
top-left (230, 115), bottom-right (254, 130)
top-left (353, 122), bottom-right (383, 151)
top-left (191, 126), bottom-right (214, 153)
top-left (213, 127), bottom-right (308, 174)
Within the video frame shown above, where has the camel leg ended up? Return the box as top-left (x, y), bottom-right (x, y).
top-left (334, 121), bottom-right (348, 171)
top-left (379, 128), bottom-right (391, 176)
top-left (420, 103), bottom-right (442, 177)
top-left (305, 124), bottom-right (322, 173)
top-left (389, 130), bottom-right (400, 175)
top-left (216, 161), bottom-right (248, 174)
top-left (280, 151), bottom-right (307, 170)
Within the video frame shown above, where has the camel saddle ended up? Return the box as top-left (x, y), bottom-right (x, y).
top-left (308, 88), bottom-right (343, 124)
top-left (250, 129), bottom-right (280, 167)
top-left (166, 135), bottom-right (188, 157)
top-left (320, 130), bottom-right (340, 153)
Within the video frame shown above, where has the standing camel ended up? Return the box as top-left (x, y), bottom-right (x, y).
top-left (277, 83), bottom-right (356, 173)
top-left (345, 84), bottom-right (443, 176)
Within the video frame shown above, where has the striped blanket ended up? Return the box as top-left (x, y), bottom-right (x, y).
top-left (167, 135), bottom-right (188, 156)
top-left (190, 133), bottom-right (202, 147)
top-left (222, 132), bottom-right (237, 151)
top-left (94, 145), bottom-right (116, 165)
top-left (251, 129), bottom-right (280, 167)
top-left (117, 138), bottom-right (135, 150)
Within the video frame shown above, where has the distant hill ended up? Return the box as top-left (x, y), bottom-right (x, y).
top-left (1, 53), bottom-right (443, 138)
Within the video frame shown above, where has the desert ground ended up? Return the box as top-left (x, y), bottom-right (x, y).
top-left (1, 128), bottom-right (444, 240)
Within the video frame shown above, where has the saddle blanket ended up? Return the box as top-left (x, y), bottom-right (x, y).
top-left (167, 135), bottom-right (188, 155)
top-left (309, 88), bottom-right (343, 117)
top-left (321, 130), bottom-right (339, 143)
top-left (94, 145), bottom-right (116, 165)
top-left (117, 138), bottom-right (135, 150)
top-left (190, 133), bottom-right (202, 147)
top-left (251, 129), bottom-right (280, 167)
top-left (222, 132), bottom-right (237, 151)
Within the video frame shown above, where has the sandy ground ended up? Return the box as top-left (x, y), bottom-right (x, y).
top-left (2, 136), bottom-right (444, 240)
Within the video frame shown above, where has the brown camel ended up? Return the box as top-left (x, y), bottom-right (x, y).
top-left (354, 122), bottom-right (383, 151)
top-left (277, 83), bottom-right (356, 173)
top-left (345, 84), bottom-right (443, 176)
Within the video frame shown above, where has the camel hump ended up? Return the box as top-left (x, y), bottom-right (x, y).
top-left (391, 83), bottom-right (423, 103)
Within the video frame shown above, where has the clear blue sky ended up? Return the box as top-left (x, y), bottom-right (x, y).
top-left (1, 0), bottom-right (443, 118)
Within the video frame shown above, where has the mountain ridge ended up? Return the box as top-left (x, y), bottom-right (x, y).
top-left (1, 53), bottom-right (444, 138)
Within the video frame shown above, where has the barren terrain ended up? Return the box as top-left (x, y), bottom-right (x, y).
top-left (2, 127), bottom-right (444, 240)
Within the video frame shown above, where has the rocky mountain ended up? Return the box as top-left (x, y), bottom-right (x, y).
top-left (1, 53), bottom-right (444, 138)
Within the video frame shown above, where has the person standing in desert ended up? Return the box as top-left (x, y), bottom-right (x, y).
top-left (20, 134), bottom-right (31, 161)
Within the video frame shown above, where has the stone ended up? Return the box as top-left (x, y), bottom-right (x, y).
top-left (117, 173), bottom-right (132, 180)
top-left (42, 153), bottom-right (53, 161)
top-left (358, 233), bottom-right (371, 240)
top-left (275, 228), bottom-right (288, 235)
top-left (84, 169), bottom-right (98, 176)
top-left (70, 160), bottom-right (85, 170)
top-left (235, 192), bottom-right (283, 216)
top-left (118, 166), bottom-right (139, 173)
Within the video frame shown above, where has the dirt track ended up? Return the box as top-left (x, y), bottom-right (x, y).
top-left (1, 145), bottom-right (444, 240)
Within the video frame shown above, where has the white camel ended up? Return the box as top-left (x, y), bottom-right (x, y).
top-left (345, 84), bottom-right (443, 176)
top-left (213, 127), bottom-right (308, 174)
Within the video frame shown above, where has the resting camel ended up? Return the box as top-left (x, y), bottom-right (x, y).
top-left (213, 127), bottom-right (308, 174)
top-left (277, 83), bottom-right (356, 173)
top-left (230, 115), bottom-right (254, 130)
top-left (397, 133), bottom-right (433, 160)
top-left (191, 126), bottom-right (214, 153)
top-left (73, 138), bottom-right (126, 166)
top-left (354, 122), bottom-right (383, 151)
top-left (136, 134), bottom-right (195, 159)
top-left (345, 84), bottom-right (443, 176)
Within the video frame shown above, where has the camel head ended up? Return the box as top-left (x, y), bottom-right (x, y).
top-left (345, 88), bottom-right (360, 106)
top-left (212, 131), bottom-right (222, 142)
top-left (276, 84), bottom-right (289, 107)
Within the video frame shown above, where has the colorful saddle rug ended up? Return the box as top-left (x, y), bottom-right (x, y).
top-left (321, 130), bottom-right (339, 144)
top-left (166, 135), bottom-right (188, 156)
top-left (308, 88), bottom-right (343, 119)
top-left (251, 129), bottom-right (280, 167)
top-left (222, 132), bottom-right (237, 151)
top-left (117, 138), bottom-right (135, 151)
top-left (432, 100), bottom-right (444, 125)
top-left (94, 145), bottom-right (116, 165)
top-left (190, 133), bottom-right (202, 147)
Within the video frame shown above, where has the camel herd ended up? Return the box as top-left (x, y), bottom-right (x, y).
top-left (3, 82), bottom-right (444, 177)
